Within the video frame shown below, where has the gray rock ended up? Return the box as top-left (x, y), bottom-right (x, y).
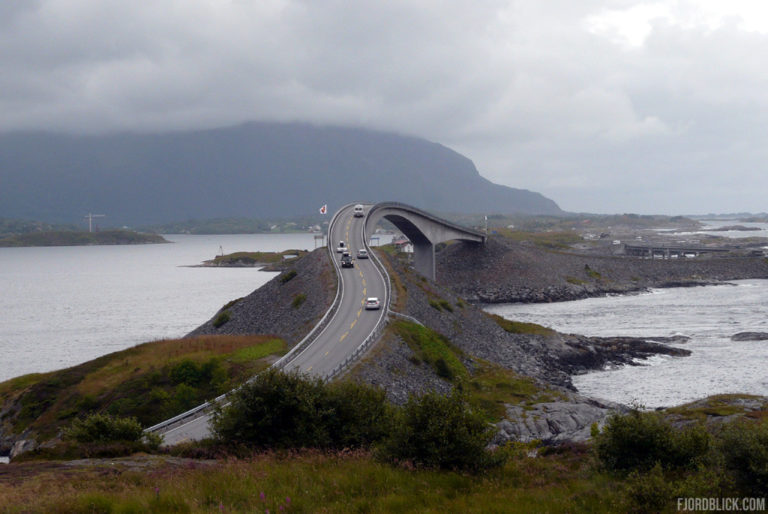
top-left (731, 332), bottom-right (768, 341)
top-left (494, 395), bottom-right (623, 444)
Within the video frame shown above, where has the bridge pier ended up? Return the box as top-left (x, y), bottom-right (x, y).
top-left (365, 202), bottom-right (485, 283)
top-left (413, 241), bottom-right (435, 281)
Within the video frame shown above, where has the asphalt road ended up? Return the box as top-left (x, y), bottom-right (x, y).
top-left (158, 204), bottom-right (387, 445)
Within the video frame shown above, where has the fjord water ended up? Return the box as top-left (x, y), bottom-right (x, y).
top-left (486, 280), bottom-right (768, 408)
top-left (0, 234), bottom-right (318, 383)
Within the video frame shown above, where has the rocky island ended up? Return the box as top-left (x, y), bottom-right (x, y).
top-left (0, 229), bottom-right (168, 247)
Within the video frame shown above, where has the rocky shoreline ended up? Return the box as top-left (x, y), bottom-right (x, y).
top-left (437, 237), bottom-right (768, 304)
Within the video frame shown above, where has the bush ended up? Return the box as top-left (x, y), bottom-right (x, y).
top-left (377, 391), bottom-right (502, 472)
top-left (594, 409), bottom-right (710, 471)
top-left (212, 370), bottom-right (393, 450)
top-left (279, 270), bottom-right (297, 283)
top-left (64, 413), bottom-right (145, 443)
top-left (213, 310), bottom-right (230, 328)
top-left (291, 293), bottom-right (306, 309)
top-left (212, 369), bottom-right (330, 448)
top-left (716, 420), bottom-right (768, 495)
top-left (323, 381), bottom-right (394, 449)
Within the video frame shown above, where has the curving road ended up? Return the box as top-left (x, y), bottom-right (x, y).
top-left (157, 204), bottom-right (387, 445)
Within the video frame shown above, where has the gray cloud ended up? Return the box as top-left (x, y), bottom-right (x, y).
top-left (2, 0), bottom-right (767, 214)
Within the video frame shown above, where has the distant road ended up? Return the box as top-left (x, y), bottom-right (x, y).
top-left (157, 204), bottom-right (388, 445)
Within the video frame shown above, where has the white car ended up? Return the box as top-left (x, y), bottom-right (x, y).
top-left (336, 241), bottom-right (346, 253)
top-left (357, 249), bottom-right (369, 259)
top-left (353, 204), bottom-right (365, 217)
top-left (364, 297), bottom-right (381, 310)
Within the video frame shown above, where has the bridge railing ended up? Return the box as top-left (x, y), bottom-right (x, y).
top-left (366, 201), bottom-right (486, 241)
top-left (145, 204), bottom-right (352, 436)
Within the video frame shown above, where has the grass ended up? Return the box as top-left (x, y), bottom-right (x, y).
top-left (492, 229), bottom-right (582, 250)
top-left (292, 293), bottom-right (307, 309)
top-left (467, 362), bottom-right (566, 421)
top-left (665, 394), bottom-right (768, 423)
top-left (566, 276), bottom-right (586, 285)
top-left (393, 321), bottom-right (468, 382)
top-left (0, 335), bottom-right (286, 440)
top-left (489, 314), bottom-right (556, 337)
top-left (0, 448), bottom-right (626, 513)
top-left (211, 250), bottom-right (307, 266)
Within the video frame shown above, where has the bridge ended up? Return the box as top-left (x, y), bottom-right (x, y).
top-left (623, 243), bottom-right (732, 259)
top-left (149, 202), bottom-right (484, 444)
top-left (365, 202), bottom-right (486, 280)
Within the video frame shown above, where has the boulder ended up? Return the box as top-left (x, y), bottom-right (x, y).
top-left (731, 332), bottom-right (768, 341)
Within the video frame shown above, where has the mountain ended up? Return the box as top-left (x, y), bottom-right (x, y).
top-left (0, 123), bottom-right (562, 226)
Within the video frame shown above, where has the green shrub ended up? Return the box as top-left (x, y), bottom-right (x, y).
top-left (594, 409), bottom-right (710, 471)
top-left (292, 293), bottom-right (306, 308)
top-left (623, 463), bottom-right (674, 513)
top-left (212, 370), bottom-right (393, 450)
top-left (212, 369), bottom-right (331, 448)
top-left (213, 310), bottom-right (230, 328)
top-left (428, 299), bottom-right (443, 311)
top-left (64, 413), bottom-right (144, 443)
top-left (716, 420), bottom-right (768, 495)
top-left (377, 391), bottom-right (502, 472)
top-left (279, 269), bottom-right (297, 283)
top-left (323, 381), bottom-right (394, 449)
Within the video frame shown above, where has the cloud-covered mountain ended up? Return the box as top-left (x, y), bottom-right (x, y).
top-left (0, 123), bottom-right (562, 226)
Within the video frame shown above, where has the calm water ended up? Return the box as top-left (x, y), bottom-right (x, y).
top-left (486, 280), bottom-right (768, 408)
top-left (0, 234), bottom-right (319, 382)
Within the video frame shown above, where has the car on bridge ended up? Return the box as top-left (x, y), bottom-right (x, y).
top-left (353, 204), bottom-right (365, 217)
top-left (357, 249), bottom-right (369, 259)
top-left (336, 241), bottom-right (346, 253)
top-left (341, 254), bottom-right (354, 268)
top-left (364, 297), bottom-right (380, 310)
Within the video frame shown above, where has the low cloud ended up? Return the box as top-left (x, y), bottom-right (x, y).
top-left (2, 0), bottom-right (768, 214)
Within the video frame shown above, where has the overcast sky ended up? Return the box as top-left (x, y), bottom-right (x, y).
top-left (2, 1), bottom-right (768, 214)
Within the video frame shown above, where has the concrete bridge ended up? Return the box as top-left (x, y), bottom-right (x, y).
top-left (365, 202), bottom-right (486, 280)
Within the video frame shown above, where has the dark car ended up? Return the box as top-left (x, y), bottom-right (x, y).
top-left (341, 254), bottom-right (354, 268)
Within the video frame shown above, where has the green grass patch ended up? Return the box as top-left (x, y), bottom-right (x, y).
top-left (665, 394), bottom-right (767, 423)
top-left (229, 339), bottom-right (286, 363)
top-left (1, 448), bottom-right (627, 512)
top-left (493, 229), bottom-right (582, 249)
top-left (393, 321), bottom-right (468, 382)
top-left (211, 250), bottom-right (307, 266)
top-left (489, 314), bottom-right (556, 336)
top-left (566, 276), bottom-right (586, 285)
top-left (584, 264), bottom-right (602, 280)
top-left (279, 269), bottom-right (297, 283)
top-left (0, 335), bottom-right (285, 440)
top-left (291, 293), bottom-right (306, 309)
top-left (467, 362), bottom-right (554, 421)
top-left (213, 310), bottom-right (231, 328)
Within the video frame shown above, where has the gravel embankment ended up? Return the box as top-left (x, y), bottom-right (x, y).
top-left (437, 237), bottom-right (768, 303)
top-left (187, 249), bottom-right (335, 347)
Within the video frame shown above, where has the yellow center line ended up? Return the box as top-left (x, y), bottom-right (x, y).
top-left (306, 365), bottom-right (313, 371)
top-left (359, 271), bottom-right (363, 277)
top-left (362, 278), bottom-right (366, 286)
top-left (340, 332), bottom-right (348, 342)
top-left (324, 351), bottom-right (329, 356)
top-left (351, 319), bottom-right (357, 329)
top-left (361, 299), bottom-right (365, 306)
top-left (357, 308), bottom-right (362, 317)
top-left (363, 287), bottom-right (366, 295)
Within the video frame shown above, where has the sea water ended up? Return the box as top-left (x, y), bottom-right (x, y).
top-left (486, 280), bottom-right (768, 408)
top-left (0, 234), bottom-right (319, 382)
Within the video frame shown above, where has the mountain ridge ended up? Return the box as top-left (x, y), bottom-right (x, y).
top-left (0, 122), bottom-right (562, 225)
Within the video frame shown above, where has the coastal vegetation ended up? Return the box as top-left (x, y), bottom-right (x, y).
top-left (204, 249), bottom-right (307, 267)
top-left (0, 335), bottom-right (286, 441)
top-left (0, 229), bottom-right (167, 247)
